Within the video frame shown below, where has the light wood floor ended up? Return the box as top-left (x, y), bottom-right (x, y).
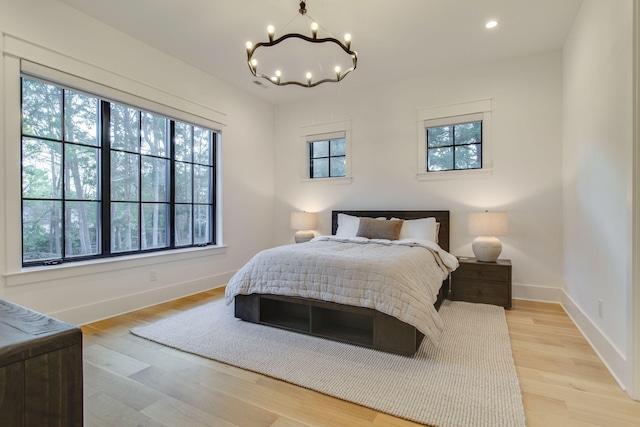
top-left (81, 289), bottom-right (640, 426)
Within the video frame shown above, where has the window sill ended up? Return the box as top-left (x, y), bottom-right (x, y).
top-left (416, 168), bottom-right (493, 181)
top-left (300, 176), bottom-right (353, 185)
top-left (4, 245), bottom-right (228, 287)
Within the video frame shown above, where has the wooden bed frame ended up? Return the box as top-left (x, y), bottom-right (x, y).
top-left (234, 210), bottom-right (450, 356)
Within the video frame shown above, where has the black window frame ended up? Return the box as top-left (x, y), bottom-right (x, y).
top-left (426, 120), bottom-right (483, 172)
top-left (308, 137), bottom-right (347, 179)
top-left (20, 75), bottom-right (218, 267)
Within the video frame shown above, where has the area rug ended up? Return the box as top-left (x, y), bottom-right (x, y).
top-left (131, 299), bottom-right (526, 427)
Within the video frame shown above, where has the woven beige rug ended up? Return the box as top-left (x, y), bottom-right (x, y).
top-left (131, 299), bottom-right (526, 427)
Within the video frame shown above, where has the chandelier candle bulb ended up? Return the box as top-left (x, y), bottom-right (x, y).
top-left (344, 33), bottom-right (351, 49)
top-left (335, 66), bottom-right (341, 78)
top-left (311, 22), bottom-right (319, 38)
top-left (267, 25), bottom-right (275, 42)
top-left (245, 41), bottom-right (253, 53)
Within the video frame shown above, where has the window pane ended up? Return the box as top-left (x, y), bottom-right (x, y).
top-left (330, 139), bottom-right (346, 156)
top-left (23, 200), bottom-right (62, 262)
top-left (65, 201), bottom-right (99, 257)
top-left (141, 112), bottom-right (168, 157)
top-left (64, 91), bottom-right (99, 146)
top-left (111, 151), bottom-right (139, 201)
top-left (194, 165), bottom-right (211, 204)
top-left (330, 156), bottom-right (346, 177)
top-left (312, 158), bottom-right (329, 178)
top-left (141, 156), bottom-right (168, 202)
top-left (65, 145), bottom-right (99, 200)
top-left (454, 122), bottom-right (481, 145)
top-left (175, 205), bottom-right (192, 246)
top-left (427, 147), bottom-right (453, 171)
top-left (175, 162), bottom-right (193, 203)
top-left (142, 203), bottom-right (168, 249)
top-left (22, 78), bottom-right (62, 140)
top-left (193, 127), bottom-right (211, 165)
top-left (175, 122), bottom-right (193, 162)
top-left (427, 126), bottom-right (452, 148)
top-left (312, 140), bottom-right (329, 158)
top-left (194, 205), bottom-right (210, 244)
top-left (455, 144), bottom-right (482, 169)
top-left (22, 138), bottom-right (62, 199)
top-left (110, 104), bottom-right (140, 152)
top-left (111, 202), bottom-right (140, 252)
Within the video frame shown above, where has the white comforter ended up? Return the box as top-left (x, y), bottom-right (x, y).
top-left (225, 236), bottom-right (459, 346)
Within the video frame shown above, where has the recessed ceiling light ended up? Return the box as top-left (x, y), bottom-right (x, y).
top-left (485, 20), bottom-right (498, 29)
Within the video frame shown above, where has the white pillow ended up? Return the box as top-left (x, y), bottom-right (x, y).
top-left (392, 217), bottom-right (438, 242)
top-left (335, 213), bottom-right (360, 237)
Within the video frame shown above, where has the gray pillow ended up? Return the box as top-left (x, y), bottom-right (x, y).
top-left (356, 217), bottom-right (404, 240)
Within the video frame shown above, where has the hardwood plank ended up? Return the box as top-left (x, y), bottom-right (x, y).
top-left (84, 386), bottom-right (166, 427)
top-left (130, 365), bottom-right (279, 427)
top-left (84, 344), bottom-right (150, 377)
top-left (80, 291), bottom-right (640, 427)
top-left (141, 397), bottom-right (236, 427)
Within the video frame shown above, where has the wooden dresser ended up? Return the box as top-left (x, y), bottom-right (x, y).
top-left (0, 299), bottom-right (83, 426)
top-left (451, 257), bottom-right (512, 309)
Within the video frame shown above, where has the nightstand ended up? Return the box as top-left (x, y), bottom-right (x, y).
top-left (451, 257), bottom-right (512, 309)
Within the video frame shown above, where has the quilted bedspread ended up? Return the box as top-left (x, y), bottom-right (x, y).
top-left (225, 236), bottom-right (459, 346)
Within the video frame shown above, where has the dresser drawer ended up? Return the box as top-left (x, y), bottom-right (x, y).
top-left (454, 264), bottom-right (510, 282)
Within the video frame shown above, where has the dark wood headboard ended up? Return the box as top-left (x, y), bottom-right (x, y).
top-left (331, 210), bottom-right (450, 252)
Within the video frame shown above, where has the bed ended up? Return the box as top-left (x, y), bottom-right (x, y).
top-left (225, 210), bottom-right (458, 356)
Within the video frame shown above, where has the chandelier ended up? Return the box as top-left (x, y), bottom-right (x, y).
top-left (245, 1), bottom-right (358, 88)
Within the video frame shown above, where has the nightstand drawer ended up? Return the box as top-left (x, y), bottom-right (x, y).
top-left (453, 281), bottom-right (510, 303)
top-left (454, 264), bottom-right (510, 282)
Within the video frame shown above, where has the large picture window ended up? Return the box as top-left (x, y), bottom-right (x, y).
top-left (21, 76), bottom-right (217, 266)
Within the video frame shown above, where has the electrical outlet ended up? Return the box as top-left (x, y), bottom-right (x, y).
top-left (150, 270), bottom-right (158, 282)
top-left (598, 299), bottom-right (603, 318)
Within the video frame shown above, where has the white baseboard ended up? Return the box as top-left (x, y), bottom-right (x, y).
top-left (560, 291), bottom-right (629, 392)
top-left (512, 282), bottom-right (563, 302)
top-left (49, 270), bottom-right (236, 326)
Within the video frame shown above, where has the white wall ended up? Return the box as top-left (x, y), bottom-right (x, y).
top-left (562, 0), bottom-right (633, 389)
top-left (273, 51), bottom-right (565, 299)
top-left (0, 0), bottom-right (275, 324)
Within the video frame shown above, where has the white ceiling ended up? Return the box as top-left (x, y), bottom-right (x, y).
top-left (59, 0), bottom-right (583, 105)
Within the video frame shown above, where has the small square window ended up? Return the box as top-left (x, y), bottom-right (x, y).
top-left (309, 137), bottom-right (346, 178)
top-left (426, 120), bottom-right (482, 172)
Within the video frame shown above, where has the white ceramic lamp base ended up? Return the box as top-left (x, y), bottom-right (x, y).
top-left (472, 236), bottom-right (502, 262)
top-left (294, 230), bottom-right (314, 243)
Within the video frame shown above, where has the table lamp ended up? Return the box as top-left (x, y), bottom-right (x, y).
top-left (290, 211), bottom-right (318, 243)
top-left (468, 211), bottom-right (508, 262)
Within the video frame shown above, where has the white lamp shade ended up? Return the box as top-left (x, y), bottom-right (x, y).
top-left (290, 211), bottom-right (318, 230)
top-left (468, 211), bottom-right (508, 236)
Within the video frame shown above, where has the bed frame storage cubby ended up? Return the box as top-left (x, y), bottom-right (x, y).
top-left (235, 293), bottom-right (425, 356)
